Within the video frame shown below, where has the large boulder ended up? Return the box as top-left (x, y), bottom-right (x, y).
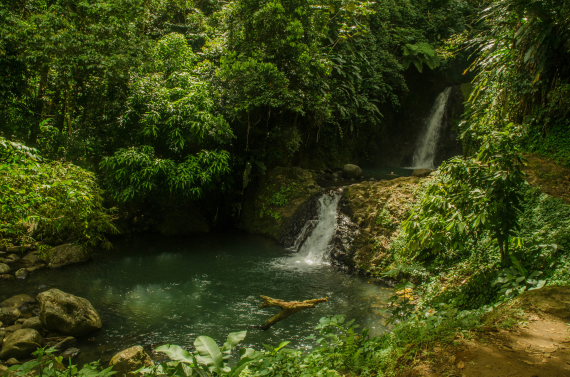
top-left (412, 168), bottom-right (434, 177)
top-left (0, 329), bottom-right (42, 360)
top-left (342, 164), bottom-right (363, 179)
top-left (37, 289), bottom-right (102, 336)
top-left (0, 264), bottom-right (9, 274)
top-left (44, 244), bottom-right (90, 268)
top-left (109, 346), bottom-right (154, 377)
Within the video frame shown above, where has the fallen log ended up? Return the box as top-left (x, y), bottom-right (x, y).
top-left (258, 295), bottom-right (329, 330)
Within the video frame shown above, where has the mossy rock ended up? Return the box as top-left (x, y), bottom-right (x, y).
top-left (341, 176), bottom-right (423, 274)
top-left (239, 167), bottom-right (321, 241)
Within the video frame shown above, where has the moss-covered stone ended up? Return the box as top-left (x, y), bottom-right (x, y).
top-left (341, 176), bottom-right (422, 274)
top-left (239, 167), bottom-right (321, 241)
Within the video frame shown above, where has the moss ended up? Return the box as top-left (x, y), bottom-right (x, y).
top-left (239, 167), bottom-right (321, 240)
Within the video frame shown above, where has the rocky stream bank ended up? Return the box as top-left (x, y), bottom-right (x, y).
top-left (239, 164), bottom-right (428, 278)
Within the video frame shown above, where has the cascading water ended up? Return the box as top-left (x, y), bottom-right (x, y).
top-left (412, 87), bottom-right (452, 169)
top-left (290, 191), bottom-right (341, 265)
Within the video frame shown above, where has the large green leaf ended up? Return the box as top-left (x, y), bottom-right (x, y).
top-left (155, 344), bottom-right (195, 364)
top-left (194, 336), bottom-right (223, 373)
top-left (222, 331), bottom-right (247, 354)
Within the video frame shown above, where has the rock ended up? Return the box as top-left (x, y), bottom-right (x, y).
top-left (37, 289), bottom-right (102, 336)
top-left (26, 265), bottom-right (46, 273)
top-left (61, 347), bottom-right (80, 359)
top-left (0, 295), bottom-right (36, 314)
top-left (20, 251), bottom-right (44, 268)
top-left (44, 244), bottom-right (90, 268)
top-left (4, 255), bottom-right (19, 263)
top-left (0, 275), bottom-right (14, 281)
top-left (342, 164), bottom-right (363, 179)
top-left (239, 167), bottom-right (321, 241)
top-left (14, 269), bottom-right (28, 280)
top-left (0, 329), bottom-right (42, 360)
top-left (412, 168), bottom-right (434, 177)
top-left (109, 346), bottom-right (154, 377)
top-left (0, 264), bottom-right (9, 274)
top-left (336, 177), bottom-right (421, 275)
top-left (0, 308), bottom-right (21, 326)
top-left (20, 317), bottom-right (42, 331)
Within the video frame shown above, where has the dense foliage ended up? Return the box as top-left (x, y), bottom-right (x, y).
top-left (1, 0), bottom-right (570, 375)
top-left (1, 0), bottom-right (474, 214)
top-left (0, 137), bottom-right (116, 248)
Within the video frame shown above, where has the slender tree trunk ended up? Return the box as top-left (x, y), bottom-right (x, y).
top-left (499, 236), bottom-right (509, 266)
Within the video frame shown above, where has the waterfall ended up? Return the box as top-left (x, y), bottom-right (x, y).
top-left (290, 191), bottom-right (341, 265)
top-left (412, 87), bottom-right (452, 169)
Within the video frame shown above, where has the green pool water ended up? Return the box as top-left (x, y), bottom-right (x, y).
top-left (0, 233), bottom-right (392, 361)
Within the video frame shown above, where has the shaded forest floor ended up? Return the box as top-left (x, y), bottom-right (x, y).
top-left (402, 287), bottom-right (570, 377)
top-left (525, 154), bottom-right (570, 203)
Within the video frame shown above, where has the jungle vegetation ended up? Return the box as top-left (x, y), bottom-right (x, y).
top-left (2, 0), bottom-right (570, 375)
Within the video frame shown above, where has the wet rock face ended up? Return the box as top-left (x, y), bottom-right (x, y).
top-left (0, 328), bottom-right (42, 360)
top-left (109, 345), bottom-right (154, 377)
top-left (329, 210), bottom-right (360, 271)
top-left (37, 289), bottom-right (102, 336)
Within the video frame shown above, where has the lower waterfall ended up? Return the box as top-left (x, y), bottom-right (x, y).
top-left (290, 191), bottom-right (341, 265)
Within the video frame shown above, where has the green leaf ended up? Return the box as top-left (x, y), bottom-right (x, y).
top-left (222, 331), bottom-right (247, 354)
top-left (194, 336), bottom-right (223, 373)
top-left (155, 344), bottom-right (195, 364)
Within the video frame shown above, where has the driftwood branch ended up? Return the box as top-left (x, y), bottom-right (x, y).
top-left (258, 295), bottom-right (329, 330)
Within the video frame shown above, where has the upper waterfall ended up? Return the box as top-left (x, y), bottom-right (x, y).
top-left (412, 87), bottom-right (453, 169)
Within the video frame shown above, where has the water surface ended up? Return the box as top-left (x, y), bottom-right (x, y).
top-left (0, 233), bottom-right (392, 360)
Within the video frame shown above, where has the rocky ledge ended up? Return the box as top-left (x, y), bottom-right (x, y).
top-left (0, 243), bottom-right (91, 281)
top-left (332, 176), bottom-right (424, 277)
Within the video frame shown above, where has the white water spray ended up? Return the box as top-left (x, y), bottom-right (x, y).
top-left (291, 191), bottom-right (341, 266)
top-left (412, 87), bottom-right (452, 169)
